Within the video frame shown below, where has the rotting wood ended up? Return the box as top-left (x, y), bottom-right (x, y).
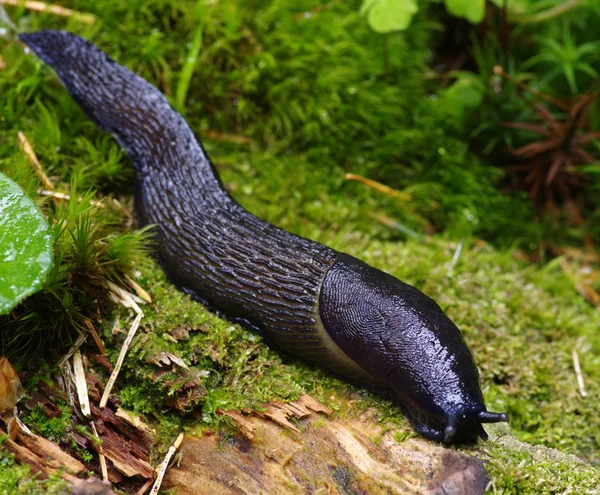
top-left (219, 394), bottom-right (333, 437)
top-left (91, 421), bottom-right (109, 481)
top-left (90, 404), bottom-right (155, 479)
top-left (162, 411), bottom-right (491, 495)
top-left (217, 409), bottom-right (256, 439)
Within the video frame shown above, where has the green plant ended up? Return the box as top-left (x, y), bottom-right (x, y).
top-left (0, 180), bottom-right (152, 359)
top-left (0, 172), bottom-right (53, 315)
top-left (522, 22), bottom-right (600, 94)
top-left (503, 90), bottom-right (600, 216)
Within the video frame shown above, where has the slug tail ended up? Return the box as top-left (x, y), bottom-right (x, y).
top-left (19, 30), bottom-right (216, 184)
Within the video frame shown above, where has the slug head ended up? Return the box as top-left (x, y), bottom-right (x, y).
top-left (320, 254), bottom-right (508, 444)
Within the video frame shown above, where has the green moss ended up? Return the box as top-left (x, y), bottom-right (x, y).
top-left (482, 424), bottom-right (600, 495)
top-left (22, 403), bottom-right (72, 443)
top-left (1, 0), bottom-right (599, 491)
top-left (0, 443), bottom-right (69, 495)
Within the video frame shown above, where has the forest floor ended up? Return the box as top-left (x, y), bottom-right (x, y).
top-left (1, 1), bottom-right (599, 494)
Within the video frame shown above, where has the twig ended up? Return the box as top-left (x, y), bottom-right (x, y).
top-left (204, 129), bottom-right (253, 145)
top-left (0, 54), bottom-right (5, 70)
top-left (345, 173), bottom-right (412, 201)
top-left (1, 0), bottom-right (95, 23)
top-left (100, 312), bottom-right (143, 408)
top-left (37, 189), bottom-right (105, 208)
top-left (135, 478), bottom-right (154, 495)
top-left (572, 350), bottom-right (587, 398)
top-left (73, 351), bottom-right (91, 417)
top-left (18, 132), bottom-right (54, 190)
top-left (90, 421), bottom-right (108, 481)
top-left (125, 275), bottom-right (152, 303)
top-left (446, 241), bottom-right (464, 278)
top-left (149, 432), bottom-right (184, 495)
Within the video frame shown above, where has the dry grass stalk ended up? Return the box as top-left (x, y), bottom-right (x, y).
top-left (149, 432), bottom-right (184, 495)
top-left (18, 132), bottom-right (54, 190)
top-left (100, 312), bottom-right (143, 408)
top-left (72, 351), bottom-right (91, 417)
top-left (572, 349), bottom-right (587, 397)
top-left (125, 274), bottom-right (152, 303)
top-left (90, 421), bottom-right (109, 481)
top-left (106, 280), bottom-right (145, 314)
top-left (2, 0), bottom-right (95, 23)
top-left (37, 189), bottom-right (106, 208)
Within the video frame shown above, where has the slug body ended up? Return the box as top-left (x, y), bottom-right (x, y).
top-left (20, 30), bottom-right (507, 443)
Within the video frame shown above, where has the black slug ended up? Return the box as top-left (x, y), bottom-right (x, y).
top-left (20, 30), bottom-right (507, 444)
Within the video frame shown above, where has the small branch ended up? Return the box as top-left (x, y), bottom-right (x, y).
top-left (0, 54), bottom-right (6, 70)
top-left (149, 432), bottom-right (184, 495)
top-left (72, 351), bottom-right (91, 417)
top-left (100, 312), bottom-right (143, 408)
top-left (1, 0), bottom-right (95, 24)
top-left (572, 350), bottom-right (587, 397)
top-left (18, 132), bottom-right (54, 190)
top-left (510, 0), bottom-right (583, 24)
top-left (135, 478), bottom-right (154, 495)
top-left (90, 421), bottom-right (108, 481)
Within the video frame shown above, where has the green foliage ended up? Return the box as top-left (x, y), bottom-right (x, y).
top-left (0, 173), bottom-right (53, 315)
top-left (0, 179), bottom-right (151, 358)
top-left (360, 0), bottom-right (418, 33)
top-left (23, 403), bottom-right (71, 442)
top-left (0, 448), bottom-right (69, 495)
top-left (522, 22), bottom-right (600, 94)
top-left (444, 0), bottom-right (485, 24)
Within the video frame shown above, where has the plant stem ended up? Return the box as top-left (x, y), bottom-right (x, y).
top-left (382, 33), bottom-right (389, 80)
top-left (510, 0), bottom-right (584, 24)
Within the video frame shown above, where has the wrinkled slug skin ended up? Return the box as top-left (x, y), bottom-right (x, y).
top-left (20, 30), bottom-right (507, 443)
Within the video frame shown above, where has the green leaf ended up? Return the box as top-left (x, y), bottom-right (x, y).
top-left (361, 0), bottom-right (419, 33)
top-left (445, 0), bottom-right (486, 24)
top-left (0, 173), bottom-right (53, 315)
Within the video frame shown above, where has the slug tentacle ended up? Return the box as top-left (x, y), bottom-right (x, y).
top-left (20, 29), bottom-right (508, 444)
